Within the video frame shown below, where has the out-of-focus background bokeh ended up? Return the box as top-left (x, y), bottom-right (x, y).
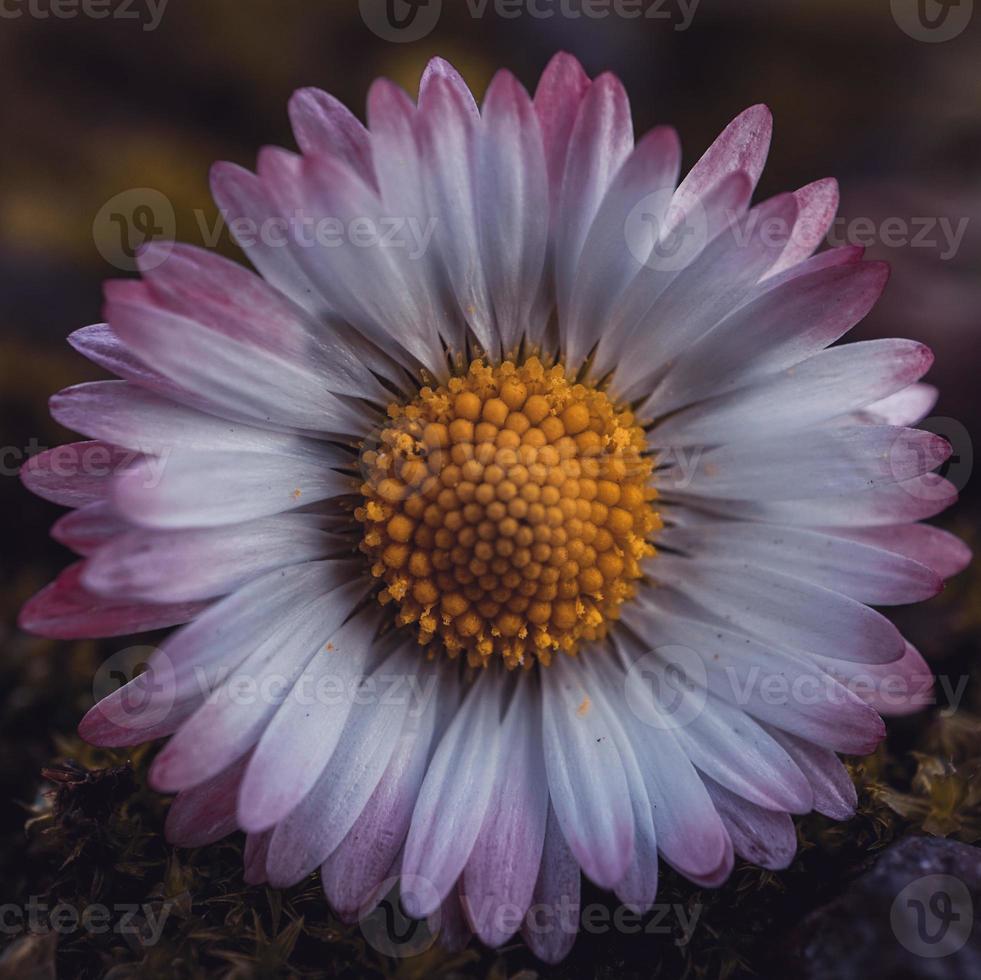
top-left (1, 2), bottom-right (979, 978)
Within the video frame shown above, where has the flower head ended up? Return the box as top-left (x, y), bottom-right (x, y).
top-left (21, 53), bottom-right (968, 961)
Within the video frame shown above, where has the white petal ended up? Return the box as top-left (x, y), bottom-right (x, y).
top-left (320, 674), bottom-right (442, 920)
top-left (651, 557), bottom-right (905, 664)
top-left (612, 191), bottom-right (799, 401)
top-left (652, 340), bottom-right (933, 447)
top-left (104, 280), bottom-right (373, 437)
top-left (643, 260), bottom-right (890, 417)
top-left (288, 87), bottom-right (373, 174)
top-left (366, 78), bottom-right (465, 355)
top-left (664, 474), bottom-right (958, 527)
top-left (592, 170), bottom-right (753, 382)
top-left (667, 425), bottom-right (950, 501)
top-left (614, 655), bottom-right (730, 879)
top-left (416, 72), bottom-right (497, 355)
top-left (844, 383), bottom-right (939, 427)
top-left (81, 515), bottom-right (342, 602)
top-left (462, 678), bottom-right (549, 947)
top-left (148, 576), bottom-right (368, 792)
top-left (767, 728), bottom-right (857, 820)
top-left (78, 560), bottom-right (356, 745)
top-left (112, 450), bottom-right (354, 529)
top-left (625, 652), bottom-right (813, 812)
top-left (52, 501), bottom-right (128, 556)
top-left (51, 381), bottom-right (335, 457)
top-left (477, 71), bottom-right (549, 355)
top-left (823, 523), bottom-right (971, 581)
top-left (164, 755), bottom-right (249, 847)
top-left (262, 148), bottom-right (447, 375)
top-left (554, 73), bottom-right (633, 326)
top-left (562, 126), bottom-right (681, 369)
top-left (541, 657), bottom-right (635, 889)
top-left (265, 648), bottom-right (415, 886)
top-left (136, 244), bottom-right (393, 401)
top-left (521, 804), bottom-right (581, 964)
top-left (237, 606), bottom-right (382, 833)
top-left (703, 776), bottom-right (797, 870)
top-left (579, 659), bottom-right (659, 913)
top-left (623, 597), bottom-right (887, 753)
top-left (402, 670), bottom-right (505, 916)
top-left (766, 177), bottom-right (839, 277)
top-left (655, 521), bottom-right (942, 605)
top-left (674, 104), bottom-right (771, 206)
top-left (209, 162), bottom-right (329, 318)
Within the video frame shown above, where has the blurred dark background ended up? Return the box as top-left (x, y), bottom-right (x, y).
top-left (1, 1), bottom-right (979, 977)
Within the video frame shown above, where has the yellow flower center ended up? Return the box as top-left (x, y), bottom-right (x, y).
top-left (357, 357), bottom-right (660, 669)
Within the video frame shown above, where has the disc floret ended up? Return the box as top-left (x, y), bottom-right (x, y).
top-left (357, 357), bottom-right (660, 668)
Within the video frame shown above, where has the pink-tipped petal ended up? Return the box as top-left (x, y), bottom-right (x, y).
top-left (20, 562), bottom-right (205, 639)
top-left (164, 755), bottom-right (249, 847)
top-left (767, 177), bottom-right (840, 276)
top-left (20, 440), bottom-right (140, 508)
top-left (288, 87), bottom-right (373, 179)
top-left (703, 777), bottom-right (797, 870)
top-left (533, 52), bottom-right (591, 216)
top-left (521, 805), bottom-right (581, 965)
top-left (675, 103), bottom-right (772, 203)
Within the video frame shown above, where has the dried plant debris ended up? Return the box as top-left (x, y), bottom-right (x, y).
top-left (871, 710), bottom-right (981, 842)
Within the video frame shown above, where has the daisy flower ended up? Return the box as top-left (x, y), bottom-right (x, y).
top-left (21, 53), bottom-right (969, 961)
